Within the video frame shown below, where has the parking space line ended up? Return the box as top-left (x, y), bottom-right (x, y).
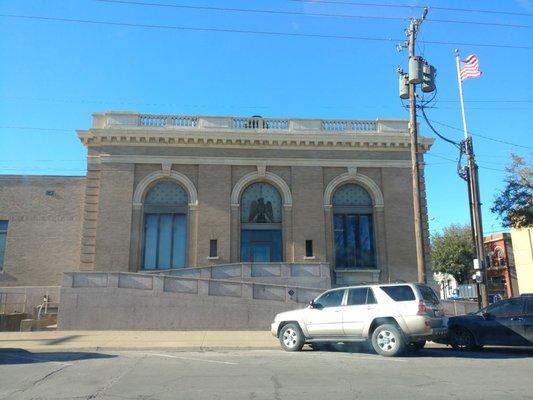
top-left (147, 353), bottom-right (238, 365)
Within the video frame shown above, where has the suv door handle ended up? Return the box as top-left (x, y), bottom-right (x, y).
top-left (510, 317), bottom-right (523, 321)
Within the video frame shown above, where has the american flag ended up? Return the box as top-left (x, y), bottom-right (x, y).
top-left (460, 54), bottom-right (482, 81)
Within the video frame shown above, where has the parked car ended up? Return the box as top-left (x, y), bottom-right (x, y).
top-left (447, 293), bottom-right (533, 350)
top-left (271, 283), bottom-right (448, 357)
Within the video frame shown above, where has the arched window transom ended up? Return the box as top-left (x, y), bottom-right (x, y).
top-left (145, 180), bottom-right (188, 206)
top-left (241, 182), bottom-right (282, 223)
top-left (332, 184), bottom-right (372, 207)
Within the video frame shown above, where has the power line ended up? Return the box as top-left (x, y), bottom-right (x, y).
top-left (425, 153), bottom-right (508, 172)
top-left (95, 0), bottom-right (533, 29)
top-left (1, 13), bottom-right (533, 50)
top-left (438, 100), bottom-right (533, 103)
top-left (428, 119), bottom-right (533, 150)
top-left (289, 0), bottom-right (533, 18)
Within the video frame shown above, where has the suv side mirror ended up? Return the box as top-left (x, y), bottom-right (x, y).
top-left (310, 300), bottom-right (323, 310)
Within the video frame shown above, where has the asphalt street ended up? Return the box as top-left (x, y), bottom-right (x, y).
top-left (0, 345), bottom-right (532, 400)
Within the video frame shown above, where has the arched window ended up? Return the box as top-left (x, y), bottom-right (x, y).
top-left (240, 182), bottom-right (283, 262)
top-left (142, 180), bottom-right (188, 270)
top-left (332, 184), bottom-right (375, 269)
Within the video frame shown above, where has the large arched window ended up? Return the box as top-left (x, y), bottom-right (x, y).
top-left (240, 182), bottom-right (283, 262)
top-left (332, 184), bottom-right (375, 269)
top-left (142, 180), bottom-right (188, 270)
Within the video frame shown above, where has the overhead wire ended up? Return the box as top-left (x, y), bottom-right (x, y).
top-left (288, 0), bottom-right (533, 18)
top-left (95, 0), bottom-right (533, 29)
top-left (1, 14), bottom-right (533, 50)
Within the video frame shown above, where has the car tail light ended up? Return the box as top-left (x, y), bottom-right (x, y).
top-left (417, 300), bottom-right (428, 316)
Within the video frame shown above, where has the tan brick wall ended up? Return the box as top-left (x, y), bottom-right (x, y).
top-left (291, 166), bottom-right (326, 262)
top-left (0, 176), bottom-right (85, 286)
top-left (197, 165), bottom-right (232, 265)
top-left (93, 163), bottom-right (134, 271)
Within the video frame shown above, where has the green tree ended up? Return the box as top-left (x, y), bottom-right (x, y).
top-left (431, 224), bottom-right (473, 284)
top-left (491, 154), bottom-right (533, 228)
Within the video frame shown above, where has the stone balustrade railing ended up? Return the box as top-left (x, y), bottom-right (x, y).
top-left (91, 112), bottom-right (409, 134)
top-left (63, 272), bottom-right (324, 305)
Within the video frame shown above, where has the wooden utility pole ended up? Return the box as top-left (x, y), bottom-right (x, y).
top-left (407, 9), bottom-right (428, 284)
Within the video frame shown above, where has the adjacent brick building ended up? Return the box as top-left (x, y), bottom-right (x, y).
top-left (0, 112), bottom-right (433, 289)
top-left (484, 232), bottom-right (518, 298)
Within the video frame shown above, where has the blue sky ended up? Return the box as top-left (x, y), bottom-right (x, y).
top-left (0, 0), bottom-right (532, 235)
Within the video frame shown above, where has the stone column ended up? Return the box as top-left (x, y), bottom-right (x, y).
top-left (283, 205), bottom-right (294, 262)
top-left (188, 205), bottom-right (199, 267)
top-left (324, 206), bottom-right (334, 266)
top-left (374, 206), bottom-right (388, 282)
top-left (129, 206), bottom-right (142, 272)
top-left (230, 204), bottom-right (240, 262)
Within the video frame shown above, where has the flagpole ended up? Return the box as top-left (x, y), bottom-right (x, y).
top-left (454, 49), bottom-right (469, 140)
top-left (454, 49), bottom-right (490, 308)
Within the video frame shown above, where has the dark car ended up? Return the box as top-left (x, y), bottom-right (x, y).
top-left (447, 294), bottom-right (533, 350)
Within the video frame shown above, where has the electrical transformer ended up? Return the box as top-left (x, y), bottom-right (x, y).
top-left (408, 56), bottom-right (423, 84)
top-left (399, 73), bottom-right (410, 99)
top-left (422, 63), bottom-right (436, 93)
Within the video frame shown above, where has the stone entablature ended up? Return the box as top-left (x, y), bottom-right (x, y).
top-left (78, 112), bottom-right (433, 151)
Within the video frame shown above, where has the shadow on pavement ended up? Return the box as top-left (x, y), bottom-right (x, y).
top-left (305, 343), bottom-right (533, 359)
top-left (0, 348), bottom-right (117, 365)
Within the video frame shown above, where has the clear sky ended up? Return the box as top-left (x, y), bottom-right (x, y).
top-left (1, 0), bottom-right (532, 236)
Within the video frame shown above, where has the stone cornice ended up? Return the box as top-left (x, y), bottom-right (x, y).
top-left (77, 128), bottom-right (434, 152)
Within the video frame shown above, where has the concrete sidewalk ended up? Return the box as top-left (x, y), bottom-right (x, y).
top-left (0, 330), bottom-right (280, 352)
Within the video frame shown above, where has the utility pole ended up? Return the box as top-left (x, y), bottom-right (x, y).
top-left (407, 9), bottom-right (428, 284)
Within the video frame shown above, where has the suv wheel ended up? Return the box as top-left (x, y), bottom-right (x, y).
top-left (279, 323), bottom-right (304, 352)
top-left (371, 324), bottom-right (405, 357)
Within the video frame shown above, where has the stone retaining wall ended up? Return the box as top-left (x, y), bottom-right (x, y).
top-left (58, 272), bottom-right (324, 330)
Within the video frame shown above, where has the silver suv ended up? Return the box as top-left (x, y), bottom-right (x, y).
top-left (271, 283), bottom-right (447, 356)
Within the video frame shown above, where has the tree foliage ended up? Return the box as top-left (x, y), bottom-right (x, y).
top-left (491, 155), bottom-right (533, 228)
top-left (431, 224), bottom-right (473, 284)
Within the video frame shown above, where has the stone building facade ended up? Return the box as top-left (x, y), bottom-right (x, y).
top-left (0, 112), bottom-right (433, 288)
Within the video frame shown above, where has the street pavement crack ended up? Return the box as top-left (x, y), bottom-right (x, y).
top-left (86, 355), bottom-right (147, 399)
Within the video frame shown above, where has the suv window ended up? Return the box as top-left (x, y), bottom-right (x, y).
top-left (487, 298), bottom-right (523, 317)
top-left (315, 289), bottom-right (345, 308)
top-left (347, 288), bottom-right (377, 306)
top-left (416, 284), bottom-right (440, 304)
top-left (380, 285), bottom-right (415, 302)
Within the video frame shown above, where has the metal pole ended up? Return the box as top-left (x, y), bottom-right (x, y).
top-left (454, 50), bottom-right (489, 308)
top-left (408, 16), bottom-right (427, 284)
top-left (454, 50), bottom-right (469, 141)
